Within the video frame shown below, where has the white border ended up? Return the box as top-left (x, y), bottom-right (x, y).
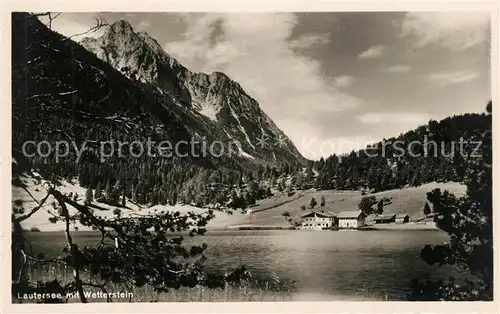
top-left (1, 1), bottom-right (498, 313)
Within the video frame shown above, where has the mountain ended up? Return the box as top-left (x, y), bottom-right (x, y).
top-left (11, 13), bottom-right (304, 208)
top-left (11, 12), bottom-right (492, 214)
top-left (80, 19), bottom-right (303, 163)
top-left (310, 111), bottom-right (492, 192)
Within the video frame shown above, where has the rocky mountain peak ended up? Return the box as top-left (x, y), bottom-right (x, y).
top-left (82, 20), bottom-right (192, 107)
top-left (210, 71), bottom-right (229, 80)
top-left (80, 19), bottom-right (304, 163)
top-left (208, 71), bottom-right (242, 91)
top-left (110, 19), bottom-right (134, 33)
top-left (137, 31), bottom-right (170, 56)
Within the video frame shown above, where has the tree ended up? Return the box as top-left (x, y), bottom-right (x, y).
top-left (423, 203), bottom-right (431, 216)
top-left (358, 196), bottom-right (377, 215)
top-left (247, 180), bottom-right (259, 195)
top-left (310, 197), bottom-right (317, 209)
top-left (104, 180), bottom-right (113, 203)
top-left (229, 191), bottom-right (247, 210)
top-left (94, 181), bottom-right (103, 201)
top-left (320, 196), bottom-right (326, 207)
top-left (282, 211), bottom-right (290, 219)
top-left (244, 193), bottom-right (256, 206)
top-left (277, 180), bottom-right (285, 192)
top-left (295, 173), bottom-right (303, 189)
top-left (411, 170), bottom-right (421, 187)
top-left (304, 166), bottom-right (314, 182)
top-left (112, 207), bottom-right (122, 218)
top-left (236, 174), bottom-right (244, 187)
top-left (376, 199), bottom-right (384, 215)
top-left (409, 102), bottom-right (492, 301)
top-left (169, 189), bottom-right (178, 206)
top-left (300, 205), bottom-right (306, 211)
top-left (131, 184), bottom-right (137, 201)
top-left (84, 187), bottom-right (93, 206)
top-left (12, 180), bottom-right (251, 303)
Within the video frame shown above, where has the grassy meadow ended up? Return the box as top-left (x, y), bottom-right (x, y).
top-left (232, 181), bottom-right (466, 227)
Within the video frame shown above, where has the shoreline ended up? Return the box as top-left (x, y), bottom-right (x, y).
top-left (24, 222), bottom-right (439, 233)
top-left (362, 222), bottom-right (438, 231)
top-left (221, 222), bottom-right (439, 231)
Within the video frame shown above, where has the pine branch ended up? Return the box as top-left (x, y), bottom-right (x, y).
top-left (14, 189), bottom-right (52, 223)
top-left (62, 16), bottom-right (109, 41)
top-left (60, 198), bottom-right (87, 303)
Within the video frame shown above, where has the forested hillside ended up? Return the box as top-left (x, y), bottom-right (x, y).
top-left (11, 13), bottom-right (303, 209)
top-left (309, 110), bottom-right (491, 192)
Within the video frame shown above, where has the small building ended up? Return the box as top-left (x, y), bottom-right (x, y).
top-left (374, 214), bottom-right (396, 224)
top-left (395, 213), bottom-right (410, 224)
top-left (300, 211), bottom-right (336, 230)
top-left (337, 210), bottom-right (366, 229)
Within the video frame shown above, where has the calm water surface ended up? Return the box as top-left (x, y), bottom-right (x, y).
top-left (187, 229), bottom-right (461, 300)
top-left (27, 229), bottom-right (462, 301)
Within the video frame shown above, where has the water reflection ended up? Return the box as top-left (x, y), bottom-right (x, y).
top-left (192, 230), bottom-right (459, 300)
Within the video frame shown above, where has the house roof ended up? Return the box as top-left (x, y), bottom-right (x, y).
top-left (337, 210), bottom-right (364, 219)
top-left (300, 211), bottom-right (335, 218)
top-left (374, 214), bottom-right (396, 221)
top-left (395, 213), bottom-right (409, 218)
top-left (324, 211), bottom-right (337, 217)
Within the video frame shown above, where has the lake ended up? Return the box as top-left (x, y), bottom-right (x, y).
top-left (24, 229), bottom-right (462, 301)
top-left (186, 229), bottom-right (460, 300)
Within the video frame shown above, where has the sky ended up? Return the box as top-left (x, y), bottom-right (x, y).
top-left (42, 12), bottom-right (491, 159)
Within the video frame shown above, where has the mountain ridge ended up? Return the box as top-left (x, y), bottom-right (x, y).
top-left (11, 12), bottom-right (306, 209)
top-left (11, 12), bottom-right (491, 214)
top-left (80, 19), bottom-right (303, 163)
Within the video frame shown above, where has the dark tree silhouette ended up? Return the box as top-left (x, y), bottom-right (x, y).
top-left (309, 197), bottom-right (317, 209)
top-left (423, 203), bottom-right (431, 216)
top-left (376, 199), bottom-right (384, 215)
top-left (84, 187), bottom-right (93, 206)
top-left (320, 196), bottom-right (326, 207)
top-left (408, 102), bottom-right (492, 301)
top-left (358, 196), bottom-right (377, 215)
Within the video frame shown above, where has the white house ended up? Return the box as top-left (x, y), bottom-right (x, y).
top-left (300, 211), bottom-right (336, 230)
top-left (337, 210), bottom-right (366, 229)
top-left (395, 213), bottom-right (410, 224)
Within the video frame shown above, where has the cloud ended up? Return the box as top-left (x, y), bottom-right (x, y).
top-left (37, 14), bottom-right (108, 42)
top-left (333, 75), bottom-right (356, 87)
top-left (398, 12), bottom-right (490, 50)
top-left (164, 13), bottom-right (361, 156)
top-left (288, 33), bottom-right (331, 49)
top-left (138, 20), bottom-right (152, 29)
top-left (428, 71), bottom-right (480, 86)
top-left (357, 112), bottom-right (431, 125)
top-left (358, 45), bottom-right (387, 59)
top-left (385, 65), bottom-right (411, 74)
top-left (296, 134), bottom-right (380, 159)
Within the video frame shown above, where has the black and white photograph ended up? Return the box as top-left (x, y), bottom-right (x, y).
top-left (8, 7), bottom-right (494, 306)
